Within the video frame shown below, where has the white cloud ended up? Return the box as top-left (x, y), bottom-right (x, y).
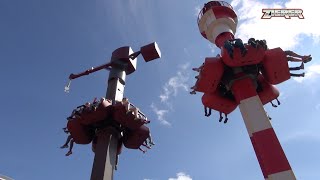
top-left (179, 62), bottom-right (190, 71)
top-left (150, 103), bottom-right (170, 126)
top-left (168, 172), bottom-right (192, 180)
top-left (159, 63), bottom-right (190, 103)
top-left (231, 0), bottom-right (320, 50)
top-left (282, 130), bottom-right (320, 143)
top-left (292, 64), bottom-right (320, 83)
top-left (208, 44), bottom-right (216, 54)
top-left (183, 48), bottom-right (191, 58)
top-left (194, 5), bottom-right (201, 17)
top-left (152, 63), bottom-right (191, 126)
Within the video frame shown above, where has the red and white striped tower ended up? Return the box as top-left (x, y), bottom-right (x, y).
top-left (197, 1), bottom-right (296, 179)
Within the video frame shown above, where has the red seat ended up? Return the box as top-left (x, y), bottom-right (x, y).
top-left (67, 120), bottom-right (94, 144)
top-left (221, 44), bottom-right (265, 67)
top-left (112, 103), bottom-right (145, 130)
top-left (257, 75), bottom-right (280, 105)
top-left (202, 91), bottom-right (238, 114)
top-left (78, 100), bottom-right (113, 125)
top-left (261, 48), bottom-right (290, 84)
top-left (195, 57), bottom-right (224, 94)
top-left (123, 125), bottom-right (150, 149)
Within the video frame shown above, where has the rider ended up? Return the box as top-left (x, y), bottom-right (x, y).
top-left (122, 98), bottom-right (140, 120)
top-left (285, 50), bottom-right (312, 63)
top-left (61, 128), bottom-right (75, 156)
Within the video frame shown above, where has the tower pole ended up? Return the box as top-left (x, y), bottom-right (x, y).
top-left (231, 77), bottom-right (296, 180)
top-left (90, 51), bottom-right (129, 180)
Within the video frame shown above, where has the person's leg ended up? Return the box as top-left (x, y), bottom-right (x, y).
top-left (219, 112), bottom-right (223, 122)
top-left (139, 147), bottom-right (146, 153)
top-left (287, 56), bottom-right (303, 62)
top-left (270, 101), bottom-right (278, 107)
top-left (143, 140), bottom-right (148, 146)
top-left (289, 67), bottom-right (300, 71)
top-left (286, 51), bottom-right (311, 62)
top-left (303, 55), bottom-right (312, 63)
top-left (207, 108), bottom-right (212, 117)
top-left (61, 135), bottom-right (72, 148)
top-left (143, 120), bottom-right (151, 124)
top-left (148, 134), bottom-right (155, 145)
top-left (63, 127), bottom-right (69, 134)
top-left (290, 72), bottom-right (305, 77)
top-left (285, 50), bottom-right (305, 59)
top-left (190, 90), bottom-right (196, 95)
top-left (204, 106), bottom-right (208, 116)
top-left (192, 67), bottom-right (201, 72)
top-left (67, 110), bottom-right (76, 120)
top-left (115, 155), bottom-right (119, 170)
top-left (289, 62), bottom-right (304, 70)
top-left (142, 143), bottom-right (151, 149)
top-left (223, 113), bottom-right (228, 123)
top-left (66, 139), bottom-right (74, 156)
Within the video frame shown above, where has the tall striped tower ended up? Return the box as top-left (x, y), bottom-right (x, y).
top-left (197, 1), bottom-right (296, 179)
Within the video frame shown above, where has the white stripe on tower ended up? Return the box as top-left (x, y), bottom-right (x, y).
top-left (239, 95), bottom-right (271, 136)
top-left (266, 170), bottom-right (296, 180)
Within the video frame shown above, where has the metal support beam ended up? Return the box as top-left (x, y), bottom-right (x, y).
top-left (90, 47), bottom-right (132, 180)
top-left (106, 67), bottom-right (126, 102)
top-left (90, 128), bottom-right (119, 180)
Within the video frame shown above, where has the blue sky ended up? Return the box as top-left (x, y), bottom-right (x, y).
top-left (1, 0), bottom-right (319, 179)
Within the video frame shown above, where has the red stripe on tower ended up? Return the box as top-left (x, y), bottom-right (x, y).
top-left (251, 128), bottom-right (292, 178)
top-left (231, 77), bottom-right (257, 103)
top-left (211, 6), bottom-right (237, 20)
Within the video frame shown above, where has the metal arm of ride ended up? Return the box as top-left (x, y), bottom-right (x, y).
top-left (68, 50), bottom-right (142, 81)
top-left (64, 42), bottom-right (161, 93)
top-left (68, 62), bottom-right (114, 80)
